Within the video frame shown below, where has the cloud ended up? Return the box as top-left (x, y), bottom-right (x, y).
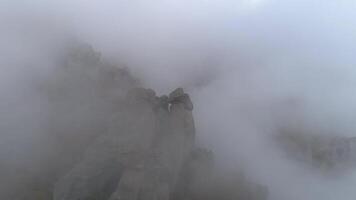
top-left (1, 0), bottom-right (356, 199)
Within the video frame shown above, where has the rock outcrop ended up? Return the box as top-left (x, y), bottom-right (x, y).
top-left (1, 43), bottom-right (268, 200)
top-left (53, 87), bottom-right (268, 200)
top-left (53, 87), bottom-right (197, 200)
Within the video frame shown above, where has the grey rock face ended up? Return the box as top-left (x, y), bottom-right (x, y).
top-left (54, 88), bottom-right (158, 200)
top-left (107, 88), bottom-right (196, 200)
top-left (157, 95), bottom-right (169, 111)
top-left (169, 88), bottom-right (193, 111)
top-left (54, 87), bottom-right (196, 200)
top-left (53, 87), bottom-right (268, 200)
top-left (0, 42), bottom-right (141, 200)
top-left (2, 41), bottom-right (268, 200)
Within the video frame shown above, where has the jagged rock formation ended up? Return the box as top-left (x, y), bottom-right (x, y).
top-left (53, 87), bottom-right (268, 200)
top-left (1, 43), bottom-right (268, 200)
top-left (53, 87), bottom-right (196, 200)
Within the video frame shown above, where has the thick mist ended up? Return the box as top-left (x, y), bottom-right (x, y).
top-left (1, 0), bottom-right (356, 200)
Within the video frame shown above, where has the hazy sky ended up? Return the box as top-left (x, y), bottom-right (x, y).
top-left (1, 0), bottom-right (356, 200)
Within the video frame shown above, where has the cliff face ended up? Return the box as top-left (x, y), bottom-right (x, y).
top-left (0, 42), bottom-right (138, 200)
top-left (49, 44), bottom-right (267, 200)
top-left (53, 87), bottom-right (268, 200)
top-left (53, 87), bottom-right (195, 200)
top-left (1, 43), bottom-right (268, 200)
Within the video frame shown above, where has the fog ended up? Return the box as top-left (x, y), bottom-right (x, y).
top-left (1, 0), bottom-right (356, 199)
